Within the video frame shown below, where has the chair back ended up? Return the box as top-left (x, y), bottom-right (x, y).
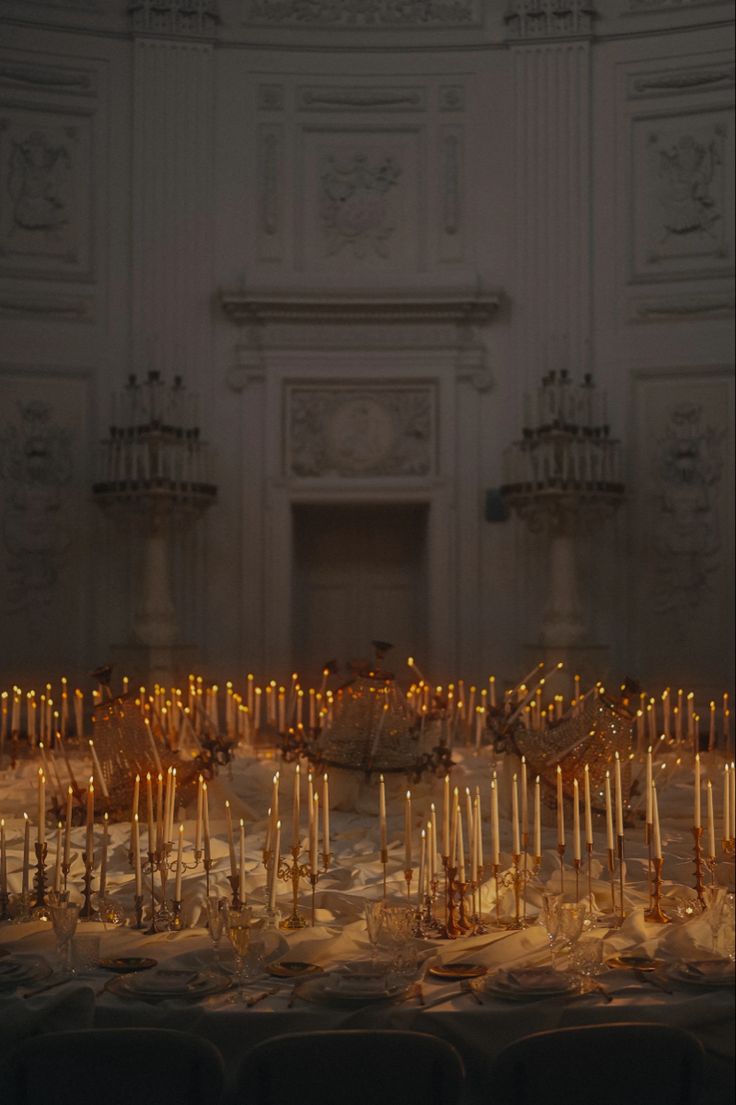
top-left (490, 1022), bottom-right (705, 1105)
top-left (0, 1027), bottom-right (225, 1105)
top-left (237, 1029), bottom-right (465, 1105)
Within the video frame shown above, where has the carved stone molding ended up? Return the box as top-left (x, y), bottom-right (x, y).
top-left (258, 124), bottom-right (282, 258)
top-left (0, 291), bottom-right (94, 321)
top-left (220, 289), bottom-right (501, 392)
top-left (243, 0), bottom-right (480, 28)
top-left (629, 293), bottom-right (735, 322)
top-left (442, 132), bottom-right (460, 237)
top-left (298, 86), bottom-right (426, 112)
top-left (0, 61), bottom-right (98, 97)
top-left (439, 85), bottom-right (464, 112)
top-left (627, 0), bottom-right (723, 11)
top-left (628, 65), bottom-right (735, 99)
top-left (505, 0), bottom-right (595, 40)
top-left (286, 385), bottom-right (435, 479)
top-left (319, 152), bottom-right (402, 260)
top-left (128, 0), bottom-right (219, 36)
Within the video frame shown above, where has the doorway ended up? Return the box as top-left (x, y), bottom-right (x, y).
top-left (292, 502), bottom-right (428, 685)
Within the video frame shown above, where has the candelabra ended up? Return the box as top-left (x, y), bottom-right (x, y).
top-left (277, 843), bottom-right (311, 929)
top-left (692, 827), bottom-right (707, 910)
top-left (439, 858), bottom-right (463, 939)
top-left (645, 857), bottom-right (670, 925)
top-left (168, 847), bottom-right (200, 931)
top-left (79, 851), bottom-right (99, 921)
top-left (31, 842), bottom-right (50, 921)
top-left (307, 851), bottom-right (331, 927)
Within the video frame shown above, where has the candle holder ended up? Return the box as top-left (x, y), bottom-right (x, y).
top-left (468, 865), bottom-right (488, 934)
top-left (142, 849), bottom-right (165, 934)
top-left (492, 862), bottom-right (502, 928)
top-left (31, 841), bottom-right (50, 920)
top-left (616, 835), bottom-right (626, 925)
top-left (380, 848), bottom-right (388, 902)
top-left (607, 847), bottom-right (616, 917)
top-left (132, 892), bottom-right (145, 929)
top-left (644, 857), bottom-right (670, 924)
top-left (456, 879), bottom-right (474, 934)
top-left (692, 827), bottom-right (707, 910)
top-left (277, 843), bottom-right (310, 929)
top-left (511, 853), bottom-right (522, 928)
top-left (404, 868), bottom-right (413, 903)
top-left (722, 837), bottom-right (735, 858)
top-left (573, 857), bottom-right (581, 904)
top-left (167, 847), bottom-right (199, 929)
top-left (169, 898), bottom-right (183, 931)
top-left (438, 858), bottom-right (463, 939)
top-left (79, 850), bottom-right (99, 921)
top-left (557, 843), bottom-right (566, 897)
top-left (585, 842), bottom-right (595, 916)
top-left (227, 874), bottom-right (242, 911)
top-left (522, 840), bottom-right (530, 926)
top-left (61, 860), bottom-right (71, 895)
top-left (203, 855), bottom-right (214, 901)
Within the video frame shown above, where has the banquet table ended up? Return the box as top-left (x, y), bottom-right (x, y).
top-left (0, 746), bottom-right (734, 1105)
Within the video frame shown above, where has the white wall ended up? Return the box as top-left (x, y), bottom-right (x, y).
top-left (0, 0), bottom-right (732, 701)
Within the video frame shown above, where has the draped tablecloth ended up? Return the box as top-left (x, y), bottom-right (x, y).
top-left (0, 746), bottom-right (734, 1104)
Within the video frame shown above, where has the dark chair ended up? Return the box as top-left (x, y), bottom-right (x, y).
top-left (490, 1022), bottom-right (705, 1105)
top-left (1, 1027), bottom-right (225, 1105)
top-left (236, 1029), bottom-right (465, 1105)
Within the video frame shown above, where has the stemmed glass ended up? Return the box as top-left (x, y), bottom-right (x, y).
top-left (557, 901), bottom-right (587, 965)
top-left (225, 905), bottom-right (253, 1002)
top-left (702, 885), bottom-right (727, 955)
top-left (541, 892), bottom-right (562, 963)
top-left (50, 901), bottom-right (80, 976)
top-left (364, 901), bottom-right (385, 966)
top-left (206, 896), bottom-right (226, 967)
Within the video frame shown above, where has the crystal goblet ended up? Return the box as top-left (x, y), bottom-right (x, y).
top-left (225, 904), bottom-right (253, 1002)
top-left (50, 901), bottom-right (80, 975)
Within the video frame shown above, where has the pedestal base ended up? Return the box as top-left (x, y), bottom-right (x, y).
top-left (110, 643), bottom-right (198, 688)
top-left (523, 644), bottom-right (611, 696)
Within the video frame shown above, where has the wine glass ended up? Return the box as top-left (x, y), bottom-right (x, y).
top-left (557, 901), bottom-right (587, 967)
top-left (364, 901), bottom-right (385, 966)
top-left (50, 901), bottom-right (80, 976)
top-left (206, 896), bottom-right (226, 966)
top-left (226, 905), bottom-right (253, 1002)
top-left (702, 885), bottom-right (727, 955)
top-left (571, 936), bottom-right (603, 992)
top-left (541, 891), bottom-right (562, 962)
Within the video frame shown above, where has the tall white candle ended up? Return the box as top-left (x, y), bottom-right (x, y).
top-left (404, 790), bottom-right (412, 870)
top-left (418, 829), bottom-right (426, 905)
top-left (614, 753), bottom-right (624, 838)
top-left (604, 771), bottom-right (614, 852)
top-left (534, 775), bottom-right (542, 858)
top-left (730, 761), bottom-right (735, 840)
top-left (269, 820), bottom-right (281, 912)
top-left (694, 753), bottom-right (701, 829)
top-left (520, 756), bottom-right (528, 844)
top-left (572, 778), bottom-right (581, 862)
top-left (86, 779), bottom-right (94, 861)
top-left (239, 818), bottom-right (246, 902)
top-left (292, 765), bottom-right (301, 848)
top-left (724, 765), bottom-right (731, 844)
top-left (145, 773), bottom-right (155, 855)
top-left (88, 740), bottom-right (109, 799)
top-left (310, 792), bottom-right (319, 873)
top-left (53, 821), bottom-right (62, 893)
top-left (133, 813), bottom-right (142, 896)
top-left (442, 775), bottom-right (450, 859)
top-left (22, 813), bottom-right (30, 898)
top-left (203, 782), bottom-right (211, 864)
top-left (168, 768), bottom-right (177, 843)
top-left (651, 782), bottom-right (662, 860)
top-left (511, 774), bottom-right (520, 855)
top-left (491, 779), bottom-right (500, 865)
top-left (37, 768), bottom-right (45, 848)
top-left (379, 775), bottom-right (387, 860)
top-left (99, 811), bottom-right (109, 898)
top-left (706, 781), bottom-right (716, 860)
top-left (556, 765), bottom-right (565, 846)
top-left (174, 823), bottom-right (183, 901)
top-left (131, 773), bottom-right (140, 829)
top-left (457, 808), bottom-right (465, 882)
top-left (63, 785), bottom-right (73, 868)
top-left (583, 764), bottom-right (593, 846)
top-left (194, 774), bottom-right (203, 854)
top-left (0, 819), bottom-right (6, 898)
top-left (645, 747), bottom-right (653, 827)
top-left (225, 800), bottom-right (237, 879)
top-left (322, 773), bottom-right (330, 860)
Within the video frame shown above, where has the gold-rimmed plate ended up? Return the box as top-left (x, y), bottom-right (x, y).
top-left (99, 957), bottom-right (157, 973)
top-left (429, 963), bottom-right (487, 981)
top-left (106, 970), bottom-right (230, 1003)
top-left (606, 955), bottom-right (666, 972)
top-left (267, 960), bottom-right (322, 979)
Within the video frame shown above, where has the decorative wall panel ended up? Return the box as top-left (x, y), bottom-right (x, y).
top-left (257, 123), bottom-right (283, 260)
top-left (0, 59), bottom-right (98, 96)
top-left (630, 108), bottom-right (734, 282)
top-left (285, 384), bottom-right (436, 479)
top-left (626, 62), bottom-right (735, 100)
top-left (243, 0), bottom-right (481, 28)
top-left (297, 86), bottom-right (426, 112)
top-left (0, 103), bottom-right (93, 280)
top-left (438, 124), bottom-right (463, 261)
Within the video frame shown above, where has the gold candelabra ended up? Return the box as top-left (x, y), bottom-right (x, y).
top-left (692, 827), bottom-right (706, 910)
top-left (79, 850), bottom-right (99, 921)
top-left (32, 841), bottom-right (50, 921)
top-left (644, 856), bottom-right (670, 924)
top-left (277, 842), bottom-right (311, 929)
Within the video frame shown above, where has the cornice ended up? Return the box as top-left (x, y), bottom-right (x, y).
top-left (219, 288), bottom-right (501, 327)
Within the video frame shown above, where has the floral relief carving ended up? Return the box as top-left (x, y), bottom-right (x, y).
top-left (0, 400), bottom-right (73, 612)
top-left (288, 387), bottom-right (434, 478)
top-left (655, 131), bottom-right (724, 246)
top-left (320, 152), bottom-right (401, 259)
top-left (650, 402), bottom-right (724, 613)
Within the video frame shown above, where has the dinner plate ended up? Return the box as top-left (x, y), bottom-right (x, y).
top-left (98, 957), bottom-right (157, 973)
top-left (668, 960), bottom-right (735, 988)
top-left (267, 960), bottom-right (322, 979)
top-left (0, 955), bottom-right (52, 990)
top-left (429, 963), bottom-right (487, 981)
top-left (108, 970), bottom-right (230, 1002)
top-left (606, 954), bottom-right (666, 972)
top-left (484, 967), bottom-right (577, 1001)
top-left (295, 974), bottom-right (412, 1008)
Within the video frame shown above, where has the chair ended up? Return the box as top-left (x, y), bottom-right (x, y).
top-left (490, 1022), bottom-right (705, 1105)
top-left (235, 1029), bottom-right (465, 1105)
top-left (0, 1027), bottom-right (225, 1105)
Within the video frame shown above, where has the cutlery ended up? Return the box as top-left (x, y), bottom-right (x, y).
top-left (635, 969), bottom-right (673, 994)
top-left (245, 986), bottom-right (281, 1008)
top-left (460, 979), bottom-right (483, 1005)
top-left (23, 976), bottom-right (76, 999)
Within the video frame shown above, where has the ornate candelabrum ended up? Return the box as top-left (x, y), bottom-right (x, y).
top-left (277, 842), bottom-right (311, 930)
top-left (92, 371), bottom-right (216, 686)
top-left (501, 369), bottom-right (624, 652)
top-left (31, 842), bottom-right (50, 921)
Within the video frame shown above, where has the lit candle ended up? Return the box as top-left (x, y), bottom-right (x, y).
top-left (473, 795), bottom-right (482, 876)
top-left (604, 771), bottom-right (614, 853)
top-left (534, 775), bottom-right (541, 858)
top-left (706, 781), bottom-right (716, 860)
top-left (442, 774), bottom-right (450, 858)
top-left (88, 739), bottom-right (109, 799)
top-left (614, 752), bottom-right (625, 838)
top-left (645, 747), bottom-right (653, 829)
top-left (724, 765), bottom-right (731, 843)
top-left (21, 812), bottom-right (30, 898)
top-left (37, 768), bottom-right (45, 847)
top-left (583, 764), bottom-right (593, 846)
top-left (155, 772), bottom-right (163, 851)
top-left (269, 820), bottom-right (281, 913)
top-left (292, 765), bottom-right (301, 848)
top-left (146, 772), bottom-right (155, 855)
top-left (99, 811), bottom-right (109, 899)
top-left (53, 821), bottom-right (62, 893)
top-left (194, 774), bottom-right (203, 854)
top-left (651, 782), bottom-right (662, 860)
top-left (86, 778), bottom-right (94, 861)
top-left (730, 761), bottom-right (735, 840)
top-left (168, 768), bottom-right (177, 842)
top-left (556, 765), bottom-right (565, 846)
top-left (239, 818), bottom-right (246, 903)
top-left (133, 813), bottom-right (142, 896)
top-left (510, 774), bottom-right (519, 855)
top-left (63, 785), bottom-right (73, 868)
top-left (572, 778), bottom-right (581, 862)
top-left (491, 778), bottom-right (500, 865)
top-left (404, 790), bottom-right (412, 870)
top-left (520, 756), bottom-right (528, 845)
top-left (379, 774), bottom-right (387, 861)
top-left (322, 773), bottom-right (330, 860)
top-left (694, 753), bottom-right (701, 829)
top-left (418, 828), bottom-right (426, 905)
top-left (226, 800), bottom-right (237, 879)
top-left (131, 773), bottom-right (140, 828)
top-left (457, 808), bottom-right (466, 882)
top-left (174, 823), bottom-right (184, 901)
top-left (310, 792), bottom-right (319, 874)
top-left (465, 787), bottom-right (474, 855)
top-left (203, 782), bottom-right (211, 864)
